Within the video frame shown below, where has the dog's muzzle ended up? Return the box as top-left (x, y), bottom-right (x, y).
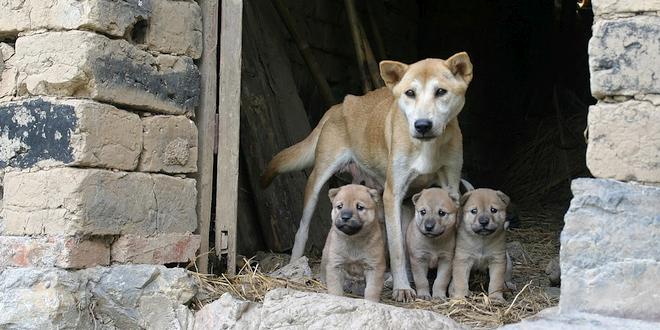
top-left (336, 219), bottom-right (363, 235)
top-left (473, 228), bottom-right (496, 236)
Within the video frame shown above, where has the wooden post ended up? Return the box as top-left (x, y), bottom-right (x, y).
top-left (216, 0), bottom-right (242, 275)
top-left (195, 0), bottom-right (219, 274)
top-left (344, 0), bottom-right (372, 93)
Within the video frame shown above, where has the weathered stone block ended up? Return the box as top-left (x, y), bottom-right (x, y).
top-left (0, 42), bottom-right (16, 100)
top-left (13, 31), bottom-right (200, 115)
top-left (0, 97), bottom-right (142, 171)
top-left (194, 293), bottom-right (262, 330)
top-left (500, 307), bottom-right (660, 330)
top-left (0, 0), bottom-right (202, 58)
top-left (139, 115), bottom-right (198, 173)
top-left (1, 168), bottom-right (197, 236)
top-left (560, 178), bottom-right (660, 321)
top-left (589, 16), bottom-right (660, 98)
top-left (0, 235), bottom-right (110, 269)
top-left (112, 233), bottom-right (201, 264)
top-left (587, 100), bottom-right (660, 183)
top-left (592, 0), bottom-right (660, 16)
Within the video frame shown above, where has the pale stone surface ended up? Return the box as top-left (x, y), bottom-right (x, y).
top-left (587, 100), bottom-right (660, 183)
top-left (0, 0), bottom-right (202, 58)
top-left (269, 256), bottom-right (312, 282)
top-left (0, 235), bottom-right (110, 269)
top-left (1, 168), bottom-right (197, 236)
top-left (0, 265), bottom-right (197, 329)
top-left (0, 42), bottom-right (16, 100)
top-left (194, 293), bottom-right (262, 330)
top-left (139, 115), bottom-right (198, 173)
top-left (500, 307), bottom-right (660, 330)
top-left (589, 16), bottom-right (660, 98)
top-left (13, 31), bottom-right (200, 115)
top-left (112, 233), bottom-right (201, 264)
top-left (592, 0), bottom-right (660, 16)
top-left (0, 97), bottom-right (142, 171)
top-left (560, 178), bottom-right (660, 321)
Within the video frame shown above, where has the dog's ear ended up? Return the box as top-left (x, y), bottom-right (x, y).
top-left (379, 60), bottom-right (408, 88)
top-left (328, 188), bottom-right (340, 202)
top-left (496, 190), bottom-right (510, 207)
top-left (446, 52), bottom-right (473, 84)
top-left (459, 191), bottom-right (474, 207)
top-left (411, 192), bottom-right (422, 206)
top-left (367, 188), bottom-right (381, 203)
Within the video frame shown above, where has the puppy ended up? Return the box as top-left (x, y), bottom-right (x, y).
top-left (320, 184), bottom-right (386, 302)
top-left (406, 188), bottom-right (458, 300)
top-left (451, 188), bottom-right (512, 302)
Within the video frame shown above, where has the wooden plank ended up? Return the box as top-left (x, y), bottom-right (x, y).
top-left (195, 0), bottom-right (219, 274)
top-left (216, 0), bottom-right (243, 275)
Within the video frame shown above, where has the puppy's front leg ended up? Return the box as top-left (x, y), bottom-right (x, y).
top-left (410, 257), bottom-right (431, 300)
top-left (488, 255), bottom-right (507, 302)
top-left (364, 265), bottom-right (385, 302)
top-left (432, 258), bottom-right (452, 299)
top-left (325, 262), bottom-right (345, 297)
top-left (383, 181), bottom-right (415, 302)
top-left (450, 256), bottom-right (473, 299)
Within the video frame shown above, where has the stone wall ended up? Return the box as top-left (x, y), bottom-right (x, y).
top-left (560, 0), bottom-right (660, 322)
top-left (0, 0), bottom-right (202, 328)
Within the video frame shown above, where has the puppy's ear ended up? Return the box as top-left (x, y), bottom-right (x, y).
top-left (367, 188), bottom-right (381, 203)
top-left (446, 52), bottom-right (473, 84)
top-left (379, 60), bottom-right (408, 88)
top-left (328, 188), bottom-right (340, 202)
top-left (496, 190), bottom-right (510, 207)
top-left (459, 191), bottom-right (474, 207)
top-left (411, 192), bottom-right (422, 205)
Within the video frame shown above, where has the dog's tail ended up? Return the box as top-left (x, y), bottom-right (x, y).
top-left (260, 115), bottom-right (328, 188)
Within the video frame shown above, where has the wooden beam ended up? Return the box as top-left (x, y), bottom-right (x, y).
top-left (216, 0), bottom-right (242, 275)
top-left (195, 0), bottom-right (219, 274)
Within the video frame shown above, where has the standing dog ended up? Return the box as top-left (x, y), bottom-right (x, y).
top-left (261, 53), bottom-right (473, 302)
top-left (320, 184), bottom-right (386, 302)
top-left (451, 188), bottom-right (512, 302)
top-left (406, 188), bottom-right (458, 300)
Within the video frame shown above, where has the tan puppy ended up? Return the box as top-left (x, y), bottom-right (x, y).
top-left (406, 188), bottom-right (458, 300)
top-left (261, 54), bottom-right (473, 302)
top-left (320, 184), bottom-right (386, 302)
top-left (451, 188), bottom-right (511, 302)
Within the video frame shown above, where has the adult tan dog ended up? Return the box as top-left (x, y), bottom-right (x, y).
top-left (406, 188), bottom-right (458, 300)
top-left (261, 53), bottom-right (473, 302)
top-left (451, 188), bottom-right (512, 302)
top-left (320, 184), bottom-right (386, 302)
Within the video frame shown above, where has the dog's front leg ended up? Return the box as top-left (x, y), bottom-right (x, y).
top-left (410, 257), bottom-right (431, 300)
top-left (383, 177), bottom-right (415, 302)
top-left (438, 160), bottom-right (462, 202)
top-left (488, 255), bottom-right (507, 303)
top-left (450, 256), bottom-right (473, 299)
top-left (325, 261), bottom-right (345, 297)
top-left (432, 258), bottom-right (452, 299)
top-left (363, 265), bottom-right (385, 302)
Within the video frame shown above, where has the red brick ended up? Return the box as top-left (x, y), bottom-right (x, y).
top-left (111, 233), bottom-right (200, 264)
top-left (0, 236), bottom-right (110, 269)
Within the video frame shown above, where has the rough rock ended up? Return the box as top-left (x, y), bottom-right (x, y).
top-left (194, 293), bottom-right (262, 330)
top-left (269, 256), bottom-right (312, 282)
top-left (0, 235), bottom-right (110, 269)
top-left (587, 100), bottom-right (660, 183)
top-left (560, 178), bottom-right (660, 320)
top-left (592, 0), bottom-right (660, 16)
top-left (0, 265), bottom-right (197, 329)
top-left (139, 115), bottom-right (198, 173)
top-left (0, 42), bottom-right (16, 100)
top-left (13, 31), bottom-right (200, 115)
top-left (545, 256), bottom-right (561, 286)
top-left (112, 233), bottom-right (201, 264)
top-left (0, 97), bottom-right (142, 171)
top-left (1, 167), bottom-right (197, 236)
top-left (0, 0), bottom-right (202, 58)
top-left (500, 307), bottom-right (660, 330)
top-left (589, 16), bottom-right (660, 98)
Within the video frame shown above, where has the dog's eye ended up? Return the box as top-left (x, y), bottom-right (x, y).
top-left (490, 207), bottom-right (498, 214)
top-left (435, 88), bottom-right (447, 97)
top-left (470, 208), bottom-right (478, 214)
top-left (419, 209), bottom-right (426, 216)
top-left (356, 204), bottom-right (364, 211)
top-left (336, 203), bottom-right (343, 210)
top-left (404, 89), bottom-right (416, 98)
top-left (438, 210), bottom-right (446, 217)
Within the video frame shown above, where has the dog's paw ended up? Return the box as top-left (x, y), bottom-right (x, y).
top-left (432, 293), bottom-right (448, 301)
top-left (392, 288), bottom-right (416, 303)
top-left (416, 291), bottom-right (431, 301)
top-left (488, 292), bottom-right (506, 305)
top-left (505, 281), bottom-right (517, 291)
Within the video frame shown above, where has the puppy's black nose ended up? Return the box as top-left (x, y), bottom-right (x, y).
top-left (424, 221), bottom-right (435, 231)
top-left (340, 210), bottom-right (353, 221)
top-left (414, 119), bottom-right (432, 134)
top-left (478, 215), bottom-right (490, 226)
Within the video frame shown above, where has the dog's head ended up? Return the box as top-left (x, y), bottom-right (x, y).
top-left (412, 188), bottom-right (458, 238)
top-left (380, 52), bottom-right (473, 141)
top-left (328, 184), bottom-right (381, 236)
top-left (459, 188), bottom-right (510, 236)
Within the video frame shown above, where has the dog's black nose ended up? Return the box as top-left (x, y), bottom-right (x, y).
top-left (414, 119), bottom-right (433, 134)
top-left (478, 215), bottom-right (490, 226)
top-left (424, 221), bottom-right (435, 231)
top-left (340, 210), bottom-right (353, 221)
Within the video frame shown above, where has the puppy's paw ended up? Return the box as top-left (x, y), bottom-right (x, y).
top-left (488, 292), bottom-right (506, 304)
top-left (505, 281), bottom-right (517, 291)
top-left (416, 290), bottom-right (431, 301)
top-left (392, 288), bottom-right (416, 303)
top-left (432, 292), bottom-right (448, 301)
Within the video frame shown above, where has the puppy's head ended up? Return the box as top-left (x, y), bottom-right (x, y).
top-left (412, 188), bottom-right (458, 238)
top-left (328, 184), bottom-right (381, 236)
top-left (379, 52), bottom-right (473, 141)
top-left (460, 188), bottom-right (510, 236)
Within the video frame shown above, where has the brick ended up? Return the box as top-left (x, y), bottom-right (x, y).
top-left (0, 97), bottom-right (142, 171)
top-left (1, 168), bottom-right (197, 236)
top-left (13, 31), bottom-right (200, 115)
top-left (560, 178), bottom-right (660, 320)
top-left (592, 0), bottom-right (660, 16)
top-left (589, 16), bottom-right (660, 98)
top-left (0, 0), bottom-right (202, 58)
top-left (139, 115), bottom-right (198, 173)
top-left (586, 100), bottom-right (660, 183)
top-left (0, 235), bottom-right (110, 269)
top-left (112, 233), bottom-right (201, 264)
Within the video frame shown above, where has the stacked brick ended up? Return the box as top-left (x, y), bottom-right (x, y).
top-left (560, 0), bottom-right (660, 322)
top-left (0, 0), bottom-right (203, 328)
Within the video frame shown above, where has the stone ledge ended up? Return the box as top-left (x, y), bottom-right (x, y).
top-left (112, 233), bottom-right (201, 264)
top-left (500, 307), bottom-right (660, 330)
top-left (0, 235), bottom-right (110, 269)
top-left (592, 0), bottom-right (660, 17)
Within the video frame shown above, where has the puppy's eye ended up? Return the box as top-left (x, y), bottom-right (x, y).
top-left (490, 207), bottom-right (498, 214)
top-left (438, 210), bottom-right (447, 217)
top-left (419, 209), bottom-right (426, 216)
top-left (336, 203), bottom-right (343, 210)
top-left (470, 208), bottom-right (478, 214)
top-left (405, 89), bottom-right (416, 98)
top-left (435, 88), bottom-right (447, 97)
top-left (356, 204), bottom-right (365, 211)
